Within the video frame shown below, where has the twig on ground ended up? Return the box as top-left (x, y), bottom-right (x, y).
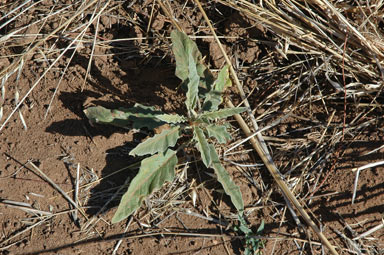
top-left (353, 220), bottom-right (384, 241)
top-left (193, 1), bottom-right (339, 253)
top-left (352, 160), bottom-right (384, 204)
top-left (112, 216), bottom-right (133, 255)
top-left (28, 161), bottom-right (88, 220)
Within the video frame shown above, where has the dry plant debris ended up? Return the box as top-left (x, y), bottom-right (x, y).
top-left (0, 0), bottom-right (384, 254)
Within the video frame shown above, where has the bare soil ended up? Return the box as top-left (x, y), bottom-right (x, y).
top-left (1, 1), bottom-right (383, 255)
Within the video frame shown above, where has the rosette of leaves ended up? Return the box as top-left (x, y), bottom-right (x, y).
top-left (84, 30), bottom-right (247, 224)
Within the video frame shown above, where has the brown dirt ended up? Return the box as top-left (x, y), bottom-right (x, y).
top-left (1, 1), bottom-right (384, 255)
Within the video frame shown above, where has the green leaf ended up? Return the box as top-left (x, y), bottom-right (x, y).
top-left (171, 30), bottom-right (203, 82)
top-left (171, 30), bottom-right (214, 92)
top-left (112, 150), bottom-right (178, 223)
top-left (202, 90), bottom-right (221, 112)
top-left (129, 126), bottom-right (180, 156)
top-left (237, 215), bottom-right (264, 255)
top-left (201, 68), bottom-right (215, 93)
top-left (84, 106), bottom-right (131, 129)
top-left (209, 144), bottom-right (244, 211)
top-left (84, 103), bottom-right (165, 130)
top-left (200, 107), bottom-right (247, 121)
top-left (127, 104), bottom-right (165, 129)
top-left (193, 126), bottom-right (211, 168)
top-left (205, 124), bottom-right (232, 144)
top-left (214, 65), bottom-right (232, 92)
top-left (185, 53), bottom-right (200, 113)
top-left (156, 114), bottom-right (186, 124)
top-left (202, 65), bottom-right (231, 111)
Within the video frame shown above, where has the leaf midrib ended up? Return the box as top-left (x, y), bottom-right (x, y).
top-left (129, 152), bottom-right (176, 199)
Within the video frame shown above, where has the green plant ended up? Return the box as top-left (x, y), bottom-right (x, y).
top-left (235, 215), bottom-right (265, 255)
top-left (84, 30), bottom-right (262, 253)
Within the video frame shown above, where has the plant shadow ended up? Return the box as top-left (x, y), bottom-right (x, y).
top-left (44, 88), bottom-right (149, 213)
top-left (43, 17), bottom-right (277, 255)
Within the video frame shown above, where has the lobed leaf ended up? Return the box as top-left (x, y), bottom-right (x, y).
top-left (200, 68), bottom-right (215, 93)
top-left (171, 31), bottom-right (210, 82)
top-left (214, 65), bottom-right (232, 93)
top-left (208, 144), bottom-right (244, 212)
top-left (84, 103), bottom-right (165, 130)
top-left (126, 103), bottom-right (165, 129)
top-left (84, 106), bottom-right (131, 129)
top-left (129, 126), bottom-right (180, 156)
top-left (200, 107), bottom-right (247, 121)
top-left (193, 126), bottom-right (211, 168)
top-left (171, 30), bottom-right (200, 82)
top-left (156, 114), bottom-right (186, 124)
top-left (205, 124), bottom-right (232, 144)
top-left (171, 30), bottom-right (215, 93)
top-left (112, 149), bottom-right (178, 223)
top-left (202, 65), bottom-right (231, 111)
top-left (237, 215), bottom-right (264, 255)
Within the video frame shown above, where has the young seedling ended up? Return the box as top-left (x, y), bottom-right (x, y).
top-left (85, 30), bottom-right (263, 253)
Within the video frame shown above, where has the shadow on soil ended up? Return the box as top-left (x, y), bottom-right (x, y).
top-left (22, 227), bottom-right (241, 255)
top-left (44, 87), bottom-right (151, 210)
top-left (45, 17), bottom-right (180, 215)
top-left (43, 92), bottom-right (256, 255)
top-left (45, 90), bottom-right (131, 137)
top-left (311, 178), bottom-right (384, 219)
top-left (39, 15), bottom-right (384, 255)
top-left (42, 33), bottom-right (251, 254)
top-left (43, 88), bottom-right (384, 255)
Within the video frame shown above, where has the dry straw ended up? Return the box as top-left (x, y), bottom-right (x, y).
top-left (1, 0), bottom-right (384, 254)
